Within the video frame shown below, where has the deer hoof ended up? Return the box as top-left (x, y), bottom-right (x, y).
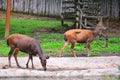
top-left (17, 65), bottom-right (22, 68)
top-left (2, 65), bottom-right (9, 69)
top-left (32, 66), bottom-right (35, 69)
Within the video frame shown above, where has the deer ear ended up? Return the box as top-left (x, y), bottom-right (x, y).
top-left (46, 55), bottom-right (50, 59)
top-left (44, 54), bottom-right (50, 59)
top-left (46, 56), bottom-right (49, 59)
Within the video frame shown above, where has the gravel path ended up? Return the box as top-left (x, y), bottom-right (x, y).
top-left (0, 56), bottom-right (120, 80)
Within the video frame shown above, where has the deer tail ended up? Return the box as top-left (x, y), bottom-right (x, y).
top-left (64, 35), bottom-right (68, 41)
top-left (6, 39), bottom-right (9, 46)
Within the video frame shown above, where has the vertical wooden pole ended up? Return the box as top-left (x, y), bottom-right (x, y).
top-left (5, 0), bottom-right (11, 38)
top-left (106, 17), bottom-right (109, 47)
top-left (75, 0), bottom-right (79, 28)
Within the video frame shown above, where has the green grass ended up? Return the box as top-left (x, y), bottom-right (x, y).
top-left (0, 18), bottom-right (120, 57)
top-left (0, 18), bottom-right (62, 37)
top-left (90, 36), bottom-right (120, 56)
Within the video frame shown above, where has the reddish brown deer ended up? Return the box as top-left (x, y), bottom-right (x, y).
top-left (6, 34), bottom-right (49, 71)
top-left (60, 21), bottom-right (106, 57)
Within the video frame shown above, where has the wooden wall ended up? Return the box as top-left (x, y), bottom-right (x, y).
top-left (0, 0), bottom-right (62, 17)
top-left (0, 0), bottom-right (119, 18)
top-left (101, 0), bottom-right (120, 18)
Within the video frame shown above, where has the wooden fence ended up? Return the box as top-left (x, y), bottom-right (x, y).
top-left (0, 0), bottom-right (119, 18)
top-left (0, 0), bottom-right (62, 17)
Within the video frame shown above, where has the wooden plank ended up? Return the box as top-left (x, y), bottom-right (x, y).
top-left (0, 0), bottom-right (4, 9)
top-left (29, 0), bottom-right (37, 14)
top-left (0, 0), bottom-right (6, 10)
top-left (23, 0), bottom-right (29, 13)
top-left (13, 0), bottom-right (23, 12)
top-left (37, 0), bottom-right (44, 15)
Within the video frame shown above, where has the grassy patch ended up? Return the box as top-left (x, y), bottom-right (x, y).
top-left (0, 18), bottom-right (62, 37)
top-left (0, 18), bottom-right (120, 57)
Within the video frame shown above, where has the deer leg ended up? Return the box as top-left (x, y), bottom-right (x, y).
top-left (8, 47), bottom-right (15, 67)
top-left (26, 54), bottom-right (31, 68)
top-left (71, 42), bottom-right (77, 57)
top-left (26, 54), bottom-right (34, 69)
top-left (13, 48), bottom-right (22, 68)
top-left (86, 41), bottom-right (91, 56)
top-left (60, 41), bottom-right (69, 57)
top-left (30, 55), bottom-right (34, 69)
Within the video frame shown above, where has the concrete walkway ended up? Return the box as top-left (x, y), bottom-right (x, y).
top-left (0, 56), bottom-right (120, 79)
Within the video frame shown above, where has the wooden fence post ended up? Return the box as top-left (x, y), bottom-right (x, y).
top-left (5, 0), bottom-right (11, 38)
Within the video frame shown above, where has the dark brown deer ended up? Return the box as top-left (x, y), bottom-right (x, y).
top-left (6, 34), bottom-right (49, 71)
top-left (60, 21), bottom-right (106, 57)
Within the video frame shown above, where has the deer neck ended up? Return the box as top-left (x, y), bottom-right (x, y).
top-left (38, 49), bottom-right (44, 58)
top-left (36, 45), bottom-right (44, 58)
top-left (93, 28), bottom-right (100, 37)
